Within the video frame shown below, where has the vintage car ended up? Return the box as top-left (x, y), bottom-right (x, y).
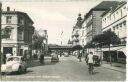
top-left (1, 56), bottom-right (27, 74)
top-left (93, 53), bottom-right (102, 66)
top-left (51, 52), bottom-right (59, 62)
top-left (64, 52), bottom-right (69, 57)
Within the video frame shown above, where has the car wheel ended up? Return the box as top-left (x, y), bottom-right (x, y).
top-left (24, 68), bottom-right (27, 72)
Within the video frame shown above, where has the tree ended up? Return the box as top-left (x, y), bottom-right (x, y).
top-left (92, 30), bottom-right (121, 65)
top-left (32, 31), bottom-right (47, 51)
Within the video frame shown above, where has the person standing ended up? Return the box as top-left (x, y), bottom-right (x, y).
top-left (3, 54), bottom-right (6, 64)
top-left (78, 51), bottom-right (82, 62)
top-left (39, 52), bottom-right (44, 64)
top-left (87, 52), bottom-right (94, 73)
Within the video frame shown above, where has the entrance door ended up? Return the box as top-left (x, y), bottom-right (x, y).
top-left (3, 47), bottom-right (13, 55)
top-left (19, 49), bottom-right (23, 56)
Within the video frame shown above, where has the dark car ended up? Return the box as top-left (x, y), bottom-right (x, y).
top-left (93, 55), bottom-right (101, 66)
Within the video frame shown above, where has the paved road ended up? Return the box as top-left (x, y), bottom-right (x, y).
top-left (1, 56), bottom-right (126, 81)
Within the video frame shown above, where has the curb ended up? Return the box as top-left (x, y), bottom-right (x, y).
top-left (101, 65), bottom-right (126, 73)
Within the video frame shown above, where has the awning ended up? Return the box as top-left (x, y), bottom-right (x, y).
top-left (101, 46), bottom-right (126, 55)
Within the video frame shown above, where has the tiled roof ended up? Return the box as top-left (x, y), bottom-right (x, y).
top-left (84, 1), bottom-right (120, 19)
top-left (101, 1), bottom-right (127, 17)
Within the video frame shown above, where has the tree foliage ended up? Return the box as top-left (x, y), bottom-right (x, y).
top-left (86, 30), bottom-right (121, 48)
top-left (32, 31), bottom-right (46, 49)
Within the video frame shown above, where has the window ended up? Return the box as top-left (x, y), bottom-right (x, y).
top-left (82, 30), bottom-right (84, 36)
top-left (116, 25), bottom-right (119, 30)
top-left (120, 9), bottom-right (122, 17)
top-left (113, 27), bottom-right (115, 30)
top-left (123, 21), bottom-right (126, 26)
top-left (113, 14), bottom-right (115, 20)
top-left (110, 14), bottom-right (111, 20)
top-left (119, 23), bottom-right (122, 27)
top-left (104, 18), bottom-right (106, 23)
top-left (124, 6), bottom-right (126, 9)
top-left (3, 28), bottom-right (12, 39)
top-left (116, 11), bottom-right (118, 14)
top-left (19, 17), bottom-right (24, 25)
top-left (18, 31), bottom-right (24, 40)
top-left (6, 16), bottom-right (12, 24)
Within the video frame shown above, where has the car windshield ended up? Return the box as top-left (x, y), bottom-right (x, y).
top-left (7, 57), bottom-right (20, 61)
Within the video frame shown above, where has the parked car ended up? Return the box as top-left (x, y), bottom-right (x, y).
top-left (51, 52), bottom-right (59, 62)
top-left (1, 56), bottom-right (27, 74)
top-left (93, 54), bottom-right (101, 66)
top-left (64, 52), bottom-right (69, 57)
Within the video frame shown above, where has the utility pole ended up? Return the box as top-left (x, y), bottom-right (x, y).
top-left (60, 30), bottom-right (63, 45)
top-left (0, 2), bottom-right (2, 76)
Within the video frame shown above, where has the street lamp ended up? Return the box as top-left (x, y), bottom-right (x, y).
top-left (0, 2), bottom-right (2, 76)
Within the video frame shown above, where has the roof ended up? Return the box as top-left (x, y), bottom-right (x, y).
top-left (101, 1), bottom-right (126, 17)
top-left (84, 1), bottom-right (120, 19)
top-left (2, 11), bottom-right (34, 24)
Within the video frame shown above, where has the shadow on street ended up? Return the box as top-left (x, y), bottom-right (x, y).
top-left (28, 59), bottom-right (59, 68)
top-left (1, 70), bottom-right (34, 76)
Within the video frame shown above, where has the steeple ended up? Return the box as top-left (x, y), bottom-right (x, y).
top-left (76, 13), bottom-right (83, 28)
top-left (77, 13), bottom-right (82, 22)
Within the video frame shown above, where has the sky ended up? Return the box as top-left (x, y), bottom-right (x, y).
top-left (1, 0), bottom-right (103, 45)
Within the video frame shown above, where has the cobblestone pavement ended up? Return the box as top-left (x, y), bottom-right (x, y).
top-left (1, 56), bottom-right (126, 81)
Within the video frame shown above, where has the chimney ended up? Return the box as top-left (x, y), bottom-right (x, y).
top-left (7, 7), bottom-right (10, 11)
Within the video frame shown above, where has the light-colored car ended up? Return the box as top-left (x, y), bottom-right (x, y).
top-left (51, 52), bottom-right (59, 62)
top-left (1, 56), bottom-right (27, 74)
top-left (64, 52), bottom-right (69, 57)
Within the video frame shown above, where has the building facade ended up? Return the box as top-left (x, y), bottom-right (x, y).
top-left (79, 27), bottom-right (86, 47)
top-left (102, 1), bottom-right (127, 45)
top-left (71, 14), bottom-right (84, 46)
top-left (84, 1), bottom-right (120, 45)
top-left (1, 7), bottom-right (34, 57)
top-left (101, 1), bottom-right (127, 63)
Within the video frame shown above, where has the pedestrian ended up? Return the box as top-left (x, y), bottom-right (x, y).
top-left (87, 52), bottom-right (94, 73)
top-left (85, 53), bottom-right (88, 65)
top-left (78, 51), bottom-right (82, 62)
top-left (3, 54), bottom-right (6, 64)
top-left (39, 52), bottom-right (44, 64)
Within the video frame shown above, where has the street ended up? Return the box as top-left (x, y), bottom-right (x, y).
top-left (1, 55), bottom-right (126, 81)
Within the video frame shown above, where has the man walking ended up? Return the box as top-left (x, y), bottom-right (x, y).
top-left (87, 52), bottom-right (94, 74)
top-left (78, 51), bottom-right (82, 62)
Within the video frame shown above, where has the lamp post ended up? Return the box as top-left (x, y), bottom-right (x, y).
top-left (0, 2), bottom-right (2, 76)
top-left (109, 44), bottom-right (112, 65)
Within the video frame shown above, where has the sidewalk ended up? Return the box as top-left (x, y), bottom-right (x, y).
top-left (101, 61), bottom-right (126, 73)
top-left (71, 56), bottom-right (126, 73)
